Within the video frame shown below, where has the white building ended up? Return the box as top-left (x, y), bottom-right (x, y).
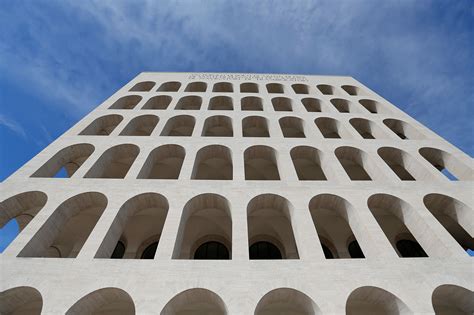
top-left (0, 72), bottom-right (473, 314)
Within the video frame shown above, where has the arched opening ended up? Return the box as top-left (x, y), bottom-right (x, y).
top-left (160, 288), bottom-right (227, 315)
top-left (301, 98), bottom-right (322, 112)
top-left (209, 96), bottom-right (233, 110)
top-left (66, 287), bottom-right (135, 315)
top-left (32, 143), bottom-right (95, 178)
top-left (173, 194), bottom-right (231, 259)
top-left (247, 194), bottom-right (299, 259)
top-left (0, 286), bottom-right (43, 315)
top-left (359, 99), bottom-right (384, 114)
top-left (212, 82), bottom-right (233, 92)
top-left (109, 95), bottom-right (142, 109)
top-left (317, 84), bottom-right (335, 95)
top-left (241, 96), bottom-right (263, 111)
top-left (335, 146), bottom-right (376, 181)
top-left (241, 82), bottom-right (259, 93)
top-left (119, 115), bottom-right (158, 136)
top-left (432, 284), bottom-right (474, 315)
top-left (255, 288), bottom-right (321, 315)
top-left (378, 147), bottom-right (431, 181)
top-left (185, 81), bottom-right (207, 92)
top-left (158, 81), bottom-right (181, 92)
top-left (85, 144), bottom-right (139, 178)
top-left (130, 81), bottom-right (155, 91)
top-left (309, 194), bottom-right (365, 259)
top-left (315, 117), bottom-right (350, 139)
top-left (244, 146), bottom-right (280, 180)
top-left (175, 95), bottom-right (202, 110)
top-left (192, 145), bottom-right (232, 180)
top-left (350, 118), bottom-right (387, 139)
top-left (194, 241), bottom-right (229, 259)
top-left (160, 115), bottom-right (195, 136)
top-left (292, 83), bottom-right (310, 94)
top-left (383, 119), bottom-right (423, 140)
top-left (342, 85), bottom-right (363, 96)
top-left (202, 116), bottom-right (233, 137)
top-left (242, 116), bottom-right (270, 137)
top-left (95, 193), bottom-right (168, 259)
top-left (423, 194), bottom-right (473, 253)
top-left (142, 95), bottom-right (172, 110)
top-left (346, 286), bottom-right (412, 314)
top-left (279, 117), bottom-right (305, 138)
top-left (419, 147), bottom-right (472, 181)
top-left (367, 194), bottom-right (429, 258)
top-left (0, 191), bottom-right (47, 252)
top-left (266, 83), bottom-right (284, 94)
top-left (272, 97), bottom-right (292, 111)
top-left (331, 98), bottom-right (353, 113)
top-left (138, 145), bottom-right (185, 179)
top-left (290, 146), bottom-right (327, 180)
top-left (19, 192), bottom-right (107, 258)
top-left (80, 115), bottom-right (123, 135)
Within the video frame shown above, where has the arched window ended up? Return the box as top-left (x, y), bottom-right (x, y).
top-left (396, 240), bottom-right (427, 257)
top-left (157, 81), bottom-right (181, 92)
top-left (175, 95), bottom-right (202, 110)
top-left (209, 96), bottom-right (233, 110)
top-left (419, 147), bottom-right (472, 181)
top-left (378, 147), bottom-right (431, 181)
top-left (184, 81), bottom-right (207, 92)
top-left (290, 146), bottom-right (327, 180)
top-left (383, 118), bottom-right (423, 140)
top-left (341, 85), bottom-right (364, 96)
top-left (194, 241), bottom-right (229, 259)
top-left (432, 284), bottom-right (474, 314)
top-left (140, 241), bottom-right (158, 259)
top-left (109, 95), bottom-right (142, 109)
top-left (242, 116), bottom-right (270, 137)
top-left (191, 145), bottom-right (232, 180)
top-left (241, 96), bottom-right (263, 111)
top-left (346, 286), bottom-right (412, 315)
top-left (301, 97), bottom-right (323, 112)
top-left (240, 82), bottom-right (259, 93)
top-left (138, 145), bottom-right (185, 179)
top-left (279, 117), bottom-right (305, 138)
top-left (292, 83), bottom-right (310, 94)
top-left (335, 146), bottom-right (376, 180)
top-left (359, 99), bottom-right (385, 114)
top-left (317, 84), bottom-right (335, 95)
top-left (266, 83), bottom-right (284, 93)
top-left (160, 288), bottom-right (227, 315)
top-left (80, 115), bottom-right (123, 135)
top-left (66, 287), bottom-right (135, 315)
top-left (142, 95), bottom-right (172, 110)
top-left (331, 98), bottom-right (353, 113)
top-left (255, 288), bottom-right (321, 315)
top-left (212, 82), bottom-right (233, 92)
top-left (249, 241), bottom-right (282, 259)
top-left (244, 146), bottom-right (280, 180)
top-left (350, 118), bottom-right (387, 139)
top-left (119, 115), bottom-right (158, 136)
top-left (85, 144), bottom-right (139, 178)
top-left (129, 81), bottom-right (155, 91)
top-left (315, 117), bottom-right (350, 139)
top-left (160, 115), bottom-right (195, 136)
top-left (272, 97), bottom-right (292, 111)
top-left (202, 116), bottom-right (233, 137)
top-left (0, 286), bottom-right (43, 315)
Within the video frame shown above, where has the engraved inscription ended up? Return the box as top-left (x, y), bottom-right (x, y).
top-left (188, 73), bottom-right (308, 82)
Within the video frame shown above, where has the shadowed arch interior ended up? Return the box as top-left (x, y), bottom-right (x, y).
top-left (255, 287), bottom-right (321, 315)
top-left (160, 288), bottom-right (227, 315)
top-left (244, 146), bottom-right (280, 180)
top-left (85, 144), bottom-right (139, 178)
top-left (119, 115), bottom-right (158, 136)
top-left (0, 286), bottom-right (43, 315)
top-left (432, 284), bottom-right (474, 315)
top-left (346, 286), bottom-right (412, 315)
top-left (160, 115), bottom-right (195, 136)
top-left (290, 146), bottom-right (327, 180)
top-left (192, 145), bottom-right (233, 180)
top-left (138, 145), bottom-right (185, 179)
top-left (80, 115), bottom-right (123, 135)
top-left (66, 287), bottom-right (135, 315)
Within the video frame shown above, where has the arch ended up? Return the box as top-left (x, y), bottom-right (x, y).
top-left (309, 194), bottom-right (365, 259)
top-left (212, 82), bottom-right (233, 92)
top-left (301, 98), bottom-right (322, 112)
top-left (194, 241), bottom-right (229, 259)
top-left (383, 118), bottom-right (423, 139)
top-left (315, 117), bottom-right (351, 139)
top-left (209, 96), bottom-right (233, 110)
top-left (185, 81), bottom-right (207, 92)
top-left (158, 81), bottom-right (181, 92)
top-left (292, 83), bottom-right (310, 94)
top-left (249, 241), bottom-right (282, 259)
top-left (109, 95), bottom-right (142, 110)
top-left (244, 146), bottom-right (280, 180)
top-left (331, 98), bottom-right (353, 113)
top-left (241, 82), bottom-right (259, 93)
top-left (138, 145), bottom-right (185, 179)
top-left (85, 144), bottom-right (139, 178)
top-left (432, 284), bottom-right (474, 315)
top-left (160, 115), bottom-right (195, 136)
top-left (378, 147), bottom-right (431, 181)
top-left (423, 194), bottom-right (473, 253)
top-left (130, 81), bottom-right (155, 91)
top-left (202, 116), bottom-right (233, 137)
top-left (19, 192), bottom-right (107, 258)
top-left (80, 114), bottom-right (123, 135)
top-left (0, 286), bottom-right (43, 315)
top-left (272, 97), bottom-right (292, 111)
top-left (359, 99), bottom-right (386, 114)
top-left (279, 117), bottom-right (305, 138)
top-left (32, 143), bottom-right (95, 178)
top-left (266, 83), bottom-right (284, 94)
top-left (335, 146), bottom-right (378, 180)
top-left (119, 115), bottom-right (158, 136)
top-left (242, 116), bottom-right (270, 137)
top-left (367, 194), bottom-right (430, 258)
top-left (290, 146), bottom-right (327, 180)
top-left (95, 193), bottom-right (168, 259)
top-left (175, 95), bottom-right (202, 110)
top-left (247, 194), bottom-right (299, 259)
top-left (0, 191), bottom-right (47, 250)
top-left (346, 286), bottom-right (412, 314)
top-left (317, 84), bottom-right (335, 95)
top-left (241, 96), bottom-right (263, 111)
top-left (173, 193), bottom-right (232, 259)
top-left (341, 85), bottom-right (364, 96)
top-left (160, 288), bottom-right (227, 315)
top-left (192, 145), bottom-right (232, 180)
top-left (350, 118), bottom-right (387, 139)
top-left (66, 287), bottom-right (135, 315)
top-left (255, 287), bottom-right (321, 315)
top-left (142, 95), bottom-right (172, 110)
top-left (419, 147), bottom-right (472, 180)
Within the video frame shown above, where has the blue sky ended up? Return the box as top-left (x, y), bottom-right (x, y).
top-left (0, 1), bottom-right (473, 252)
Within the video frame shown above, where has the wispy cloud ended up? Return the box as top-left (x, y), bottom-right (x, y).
top-left (0, 114), bottom-right (27, 139)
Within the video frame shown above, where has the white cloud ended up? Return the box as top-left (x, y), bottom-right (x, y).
top-left (0, 114), bottom-right (27, 139)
